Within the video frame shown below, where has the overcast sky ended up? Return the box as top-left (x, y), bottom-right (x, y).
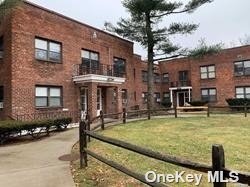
top-left (28, 0), bottom-right (250, 57)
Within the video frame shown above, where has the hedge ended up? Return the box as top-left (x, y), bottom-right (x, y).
top-left (188, 100), bottom-right (208, 106)
top-left (161, 98), bottom-right (172, 108)
top-left (0, 117), bottom-right (72, 144)
top-left (226, 98), bottom-right (250, 106)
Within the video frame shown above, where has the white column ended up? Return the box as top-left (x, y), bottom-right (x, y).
top-left (188, 88), bottom-right (191, 102)
top-left (170, 89), bottom-right (173, 107)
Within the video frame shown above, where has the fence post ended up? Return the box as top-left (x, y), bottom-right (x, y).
top-left (244, 104), bottom-right (247, 118)
top-left (123, 108), bottom-right (127, 124)
top-left (79, 121), bottom-right (85, 168)
top-left (100, 110), bottom-right (105, 130)
top-left (207, 104), bottom-right (210, 117)
top-left (212, 145), bottom-right (226, 187)
top-left (148, 109), bottom-right (151, 120)
top-left (82, 121), bottom-right (88, 168)
top-left (174, 106), bottom-right (177, 118)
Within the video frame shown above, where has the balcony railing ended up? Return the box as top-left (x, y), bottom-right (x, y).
top-left (73, 64), bottom-right (125, 78)
top-left (170, 80), bottom-right (191, 87)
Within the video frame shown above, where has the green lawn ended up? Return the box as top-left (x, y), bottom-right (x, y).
top-left (71, 116), bottom-right (250, 187)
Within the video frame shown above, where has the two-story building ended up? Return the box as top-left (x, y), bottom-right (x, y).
top-left (0, 1), bottom-right (250, 120)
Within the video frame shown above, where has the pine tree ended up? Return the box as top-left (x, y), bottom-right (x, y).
top-left (105, 0), bottom-right (221, 118)
top-left (0, 0), bottom-right (21, 21)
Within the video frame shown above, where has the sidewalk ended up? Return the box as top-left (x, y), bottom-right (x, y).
top-left (0, 128), bottom-right (78, 187)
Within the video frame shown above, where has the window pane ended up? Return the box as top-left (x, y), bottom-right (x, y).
top-left (164, 93), bottom-right (170, 98)
top-left (200, 67), bottom-right (207, 73)
top-left (91, 52), bottom-right (99, 61)
top-left (49, 52), bottom-right (61, 62)
top-left (81, 50), bottom-right (90, 58)
top-left (236, 94), bottom-right (244, 99)
top-left (163, 73), bottom-right (169, 78)
top-left (201, 73), bottom-right (208, 79)
top-left (202, 89), bottom-right (208, 96)
top-left (236, 88), bottom-right (244, 94)
top-left (234, 62), bottom-right (244, 75)
top-left (35, 49), bottom-right (48, 60)
top-left (210, 89), bottom-right (216, 95)
top-left (50, 88), bottom-right (61, 97)
top-left (36, 98), bottom-right (47, 107)
top-left (208, 66), bottom-right (215, 72)
top-left (208, 72), bottom-right (215, 78)
top-left (36, 87), bottom-right (47, 96)
top-left (49, 97), bottom-right (61, 107)
top-left (245, 87), bottom-right (250, 94)
top-left (244, 61), bottom-right (250, 67)
top-left (35, 39), bottom-right (47, 50)
top-left (49, 42), bottom-right (61, 52)
top-left (244, 62), bottom-right (250, 75)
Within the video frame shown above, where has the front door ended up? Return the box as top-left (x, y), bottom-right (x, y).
top-left (177, 91), bottom-right (190, 107)
top-left (97, 88), bottom-right (102, 116)
top-left (80, 88), bottom-right (88, 118)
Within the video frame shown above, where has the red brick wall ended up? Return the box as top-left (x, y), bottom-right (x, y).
top-left (0, 12), bottom-right (12, 120)
top-left (159, 46), bottom-right (250, 106)
top-left (1, 2), bottom-right (250, 119)
top-left (7, 2), bottom-right (138, 118)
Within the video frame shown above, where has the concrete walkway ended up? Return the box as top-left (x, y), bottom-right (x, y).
top-left (0, 128), bottom-right (78, 187)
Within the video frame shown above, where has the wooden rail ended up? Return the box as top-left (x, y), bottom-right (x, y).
top-left (79, 121), bottom-right (250, 187)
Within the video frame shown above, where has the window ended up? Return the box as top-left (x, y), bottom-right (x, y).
top-left (142, 71), bottom-right (148, 82)
top-left (162, 73), bottom-right (169, 83)
top-left (0, 36), bottom-right (3, 59)
top-left (35, 86), bottom-right (62, 108)
top-left (114, 57), bottom-right (126, 77)
top-left (133, 69), bottom-right (136, 79)
top-left (0, 86), bottom-right (3, 109)
top-left (142, 92), bottom-right (148, 103)
top-left (154, 92), bottom-right (161, 103)
top-left (201, 88), bottom-right (217, 102)
top-left (122, 89), bottom-right (128, 105)
top-left (134, 91), bottom-right (137, 101)
top-left (81, 50), bottom-right (99, 69)
top-left (200, 65), bottom-right (215, 79)
top-left (163, 92), bottom-right (170, 101)
top-left (236, 87), bottom-right (250, 99)
top-left (35, 38), bottom-right (61, 62)
top-left (154, 73), bottom-right (161, 83)
top-left (234, 60), bottom-right (250, 76)
top-left (179, 71), bottom-right (189, 86)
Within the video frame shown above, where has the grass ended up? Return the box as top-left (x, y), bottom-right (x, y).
top-left (71, 116), bottom-right (250, 187)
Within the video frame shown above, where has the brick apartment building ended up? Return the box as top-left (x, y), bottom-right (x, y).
top-left (0, 1), bottom-right (250, 120)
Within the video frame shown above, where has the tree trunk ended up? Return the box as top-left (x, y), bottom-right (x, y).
top-left (145, 13), bottom-right (154, 119)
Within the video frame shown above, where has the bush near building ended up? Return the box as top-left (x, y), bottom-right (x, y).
top-left (0, 117), bottom-right (72, 144)
top-left (226, 98), bottom-right (250, 110)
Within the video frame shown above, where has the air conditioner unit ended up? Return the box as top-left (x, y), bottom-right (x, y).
top-left (156, 98), bottom-right (161, 102)
top-left (0, 51), bottom-right (3, 59)
top-left (122, 99), bottom-right (127, 104)
top-left (0, 102), bottom-right (3, 109)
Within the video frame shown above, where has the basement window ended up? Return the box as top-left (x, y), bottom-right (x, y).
top-left (0, 36), bottom-right (3, 59)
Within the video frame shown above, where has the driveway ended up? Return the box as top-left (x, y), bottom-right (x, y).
top-left (0, 128), bottom-right (78, 187)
